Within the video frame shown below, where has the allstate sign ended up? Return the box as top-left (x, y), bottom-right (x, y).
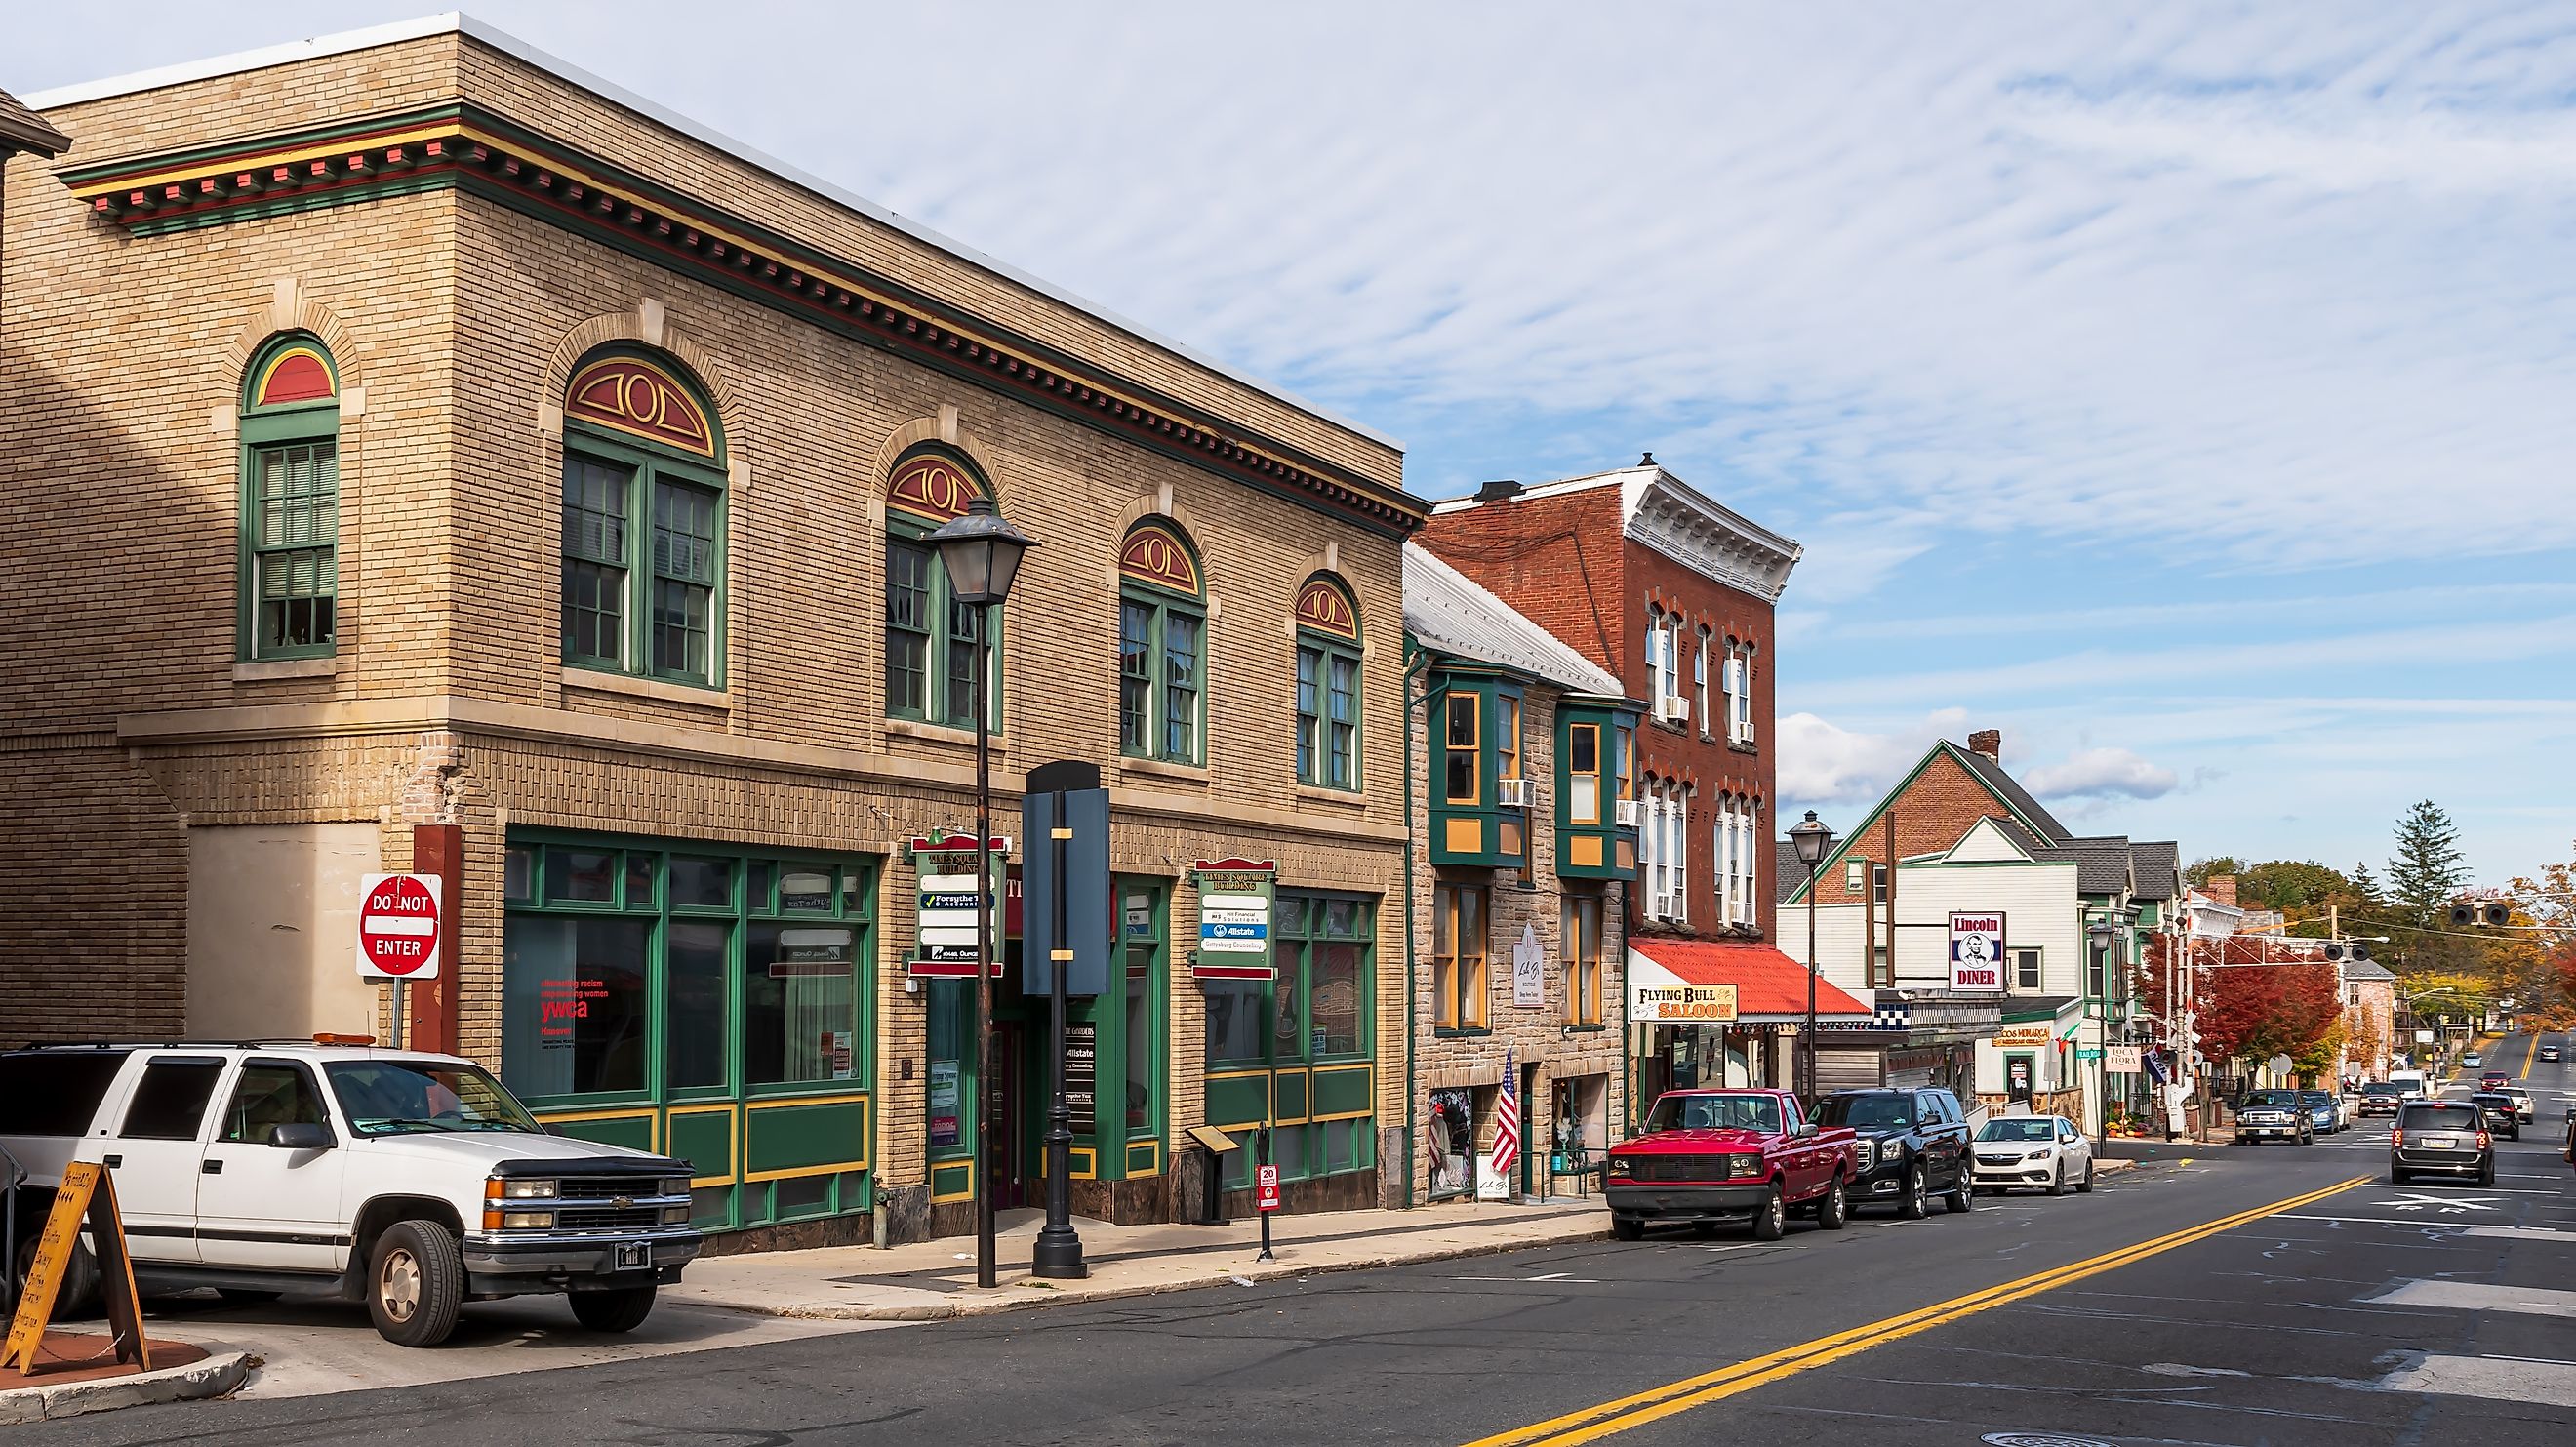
top-left (1949, 911), bottom-right (2006, 993)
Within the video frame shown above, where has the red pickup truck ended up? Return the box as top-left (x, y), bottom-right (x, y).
top-left (1604, 1089), bottom-right (1860, 1241)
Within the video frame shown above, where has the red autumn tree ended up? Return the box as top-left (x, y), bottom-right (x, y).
top-left (2135, 934), bottom-right (2342, 1072)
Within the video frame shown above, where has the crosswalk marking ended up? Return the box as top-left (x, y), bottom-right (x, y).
top-left (2366, 1279), bottom-right (2576, 1318)
top-left (2377, 1353), bottom-right (2576, 1408)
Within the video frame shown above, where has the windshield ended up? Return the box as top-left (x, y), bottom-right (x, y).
top-left (326, 1060), bottom-right (542, 1137)
top-left (1817, 1095), bottom-right (1914, 1130)
top-left (1645, 1094), bottom-right (1783, 1135)
top-left (2300, 1092), bottom-right (2333, 1105)
top-left (2244, 1090), bottom-right (2301, 1108)
top-left (2362, 1083), bottom-right (2400, 1095)
top-left (1978, 1118), bottom-right (2056, 1143)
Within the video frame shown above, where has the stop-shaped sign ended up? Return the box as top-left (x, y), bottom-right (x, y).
top-left (356, 872), bottom-right (443, 980)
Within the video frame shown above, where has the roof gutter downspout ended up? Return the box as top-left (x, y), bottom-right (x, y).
top-left (1400, 641), bottom-right (1434, 1209)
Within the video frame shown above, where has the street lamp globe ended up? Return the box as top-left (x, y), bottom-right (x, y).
top-left (1788, 810), bottom-right (1835, 868)
top-left (926, 495), bottom-right (1035, 605)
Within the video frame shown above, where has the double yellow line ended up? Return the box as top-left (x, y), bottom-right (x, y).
top-left (1464, 1174), bottom-right (2369, 1447)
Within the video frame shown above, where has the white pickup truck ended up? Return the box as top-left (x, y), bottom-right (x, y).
top-left (0, 1040), bottom-right (702, 1347)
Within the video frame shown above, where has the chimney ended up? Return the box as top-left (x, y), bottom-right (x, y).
top-left (1638, 451), bottom-right (1657, 467)
top-left (1967, 729), bottom-right (2002, 761)
top-left (1474, 478), bottom-right (1524, 502)
top-left (2209, 875), bottom-right (2238, 907)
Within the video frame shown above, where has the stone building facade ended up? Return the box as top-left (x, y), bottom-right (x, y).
top-left (1402, 543), bottom-right (1639, 1202)
top-left (4, 17), bottom-right (1423, 1245)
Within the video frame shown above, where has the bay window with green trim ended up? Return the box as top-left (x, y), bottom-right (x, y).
top-left (560, 429), bottom-right (727, 688)
top-left (1429, 671), bottom-right (1526, 869)
top-left (501, 833), bottom-right (876, 1230)
top-left (238, 336), bottom-right (340, 661)
top-left (1203, 891), bottom-right (1378, 1189)
top-left (1557, 701), bottom-right (1642, 880)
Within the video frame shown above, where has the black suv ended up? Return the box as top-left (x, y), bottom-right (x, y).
top-left (2391, 1099), bottom-right (2495, 1186)
top-left (1815, 1087), bottom-right (1974, 1218)
top-left (2469, 1091), bottom-right (2522, 1141)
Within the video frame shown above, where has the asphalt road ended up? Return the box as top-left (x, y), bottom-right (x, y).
top-left (29, 1055), bottom-right (2575, 1446)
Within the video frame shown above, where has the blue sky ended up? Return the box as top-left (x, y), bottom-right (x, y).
top-left (17, 3), bottom-right (2576, 883)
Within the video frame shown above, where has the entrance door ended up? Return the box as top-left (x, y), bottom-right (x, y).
top-left (986, 1021), bottom-right (1028, 1210)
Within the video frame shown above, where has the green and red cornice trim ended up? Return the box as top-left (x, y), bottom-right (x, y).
top-left (59, 103), bottom-right (1425, 537)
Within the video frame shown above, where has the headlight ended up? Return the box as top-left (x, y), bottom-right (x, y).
top-left (501, 1210), bottom-right (555, 1230)
top-left (499, 1179), bottom-right (558, 1199)
top-left (2026, 1149), bottom-right (2053, 1162)
top-left (662, 1177), bottom-right (692, 1198)
top-left (1852, 1140), bottom-right (1874, 1170)
top-left (661, 1205), bottom-right (693, 1226)
top-left (1607, 1157), bottom-right (1632, 1178)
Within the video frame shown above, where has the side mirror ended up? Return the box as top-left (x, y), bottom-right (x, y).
top-left (1795, 1121), bottom-right (1819, 1139)
top-left (268, 1121), bottom-right (335, 1150)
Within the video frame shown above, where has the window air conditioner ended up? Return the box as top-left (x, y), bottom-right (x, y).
top-left (1614, 799), bottom-right (1644, 828)
top-left (1498, 777), bottom-right (1539, 809)
top-left (1658, 696), bottom-right (1691, 726)
top-left (1730, 719), bottom-right (1756, 746)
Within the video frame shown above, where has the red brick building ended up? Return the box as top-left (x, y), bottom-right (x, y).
top-left (1417, 458), bottom-right (1800, 943)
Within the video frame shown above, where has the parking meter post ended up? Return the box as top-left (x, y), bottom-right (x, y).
top-left (1256, 1125), bottom-right (1274, 1263)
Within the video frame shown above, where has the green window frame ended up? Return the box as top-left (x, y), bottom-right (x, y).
top-left (558, 425), bottom-right (727, 688)
top-left (1117, 533), bottom-right (1206, 765)
top-left (1443, 692), bottom-right (1481, 805)
top-left (883, 506), bottom-right (1002, 731)
top-left (1294, 580), bottom-right (1362, 790)
top-left (1212, 890), bottom-right (1376, 1190)
top-left (499, 833), bottom-right (876, 1231)
top-left (237, 336), bottom-right (341, 661)
top-left (1117, 879), bottom-right (1168, 1154)
top-left (1430, 881), bottom-right (1489, 1034)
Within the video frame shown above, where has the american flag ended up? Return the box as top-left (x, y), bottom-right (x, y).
top-left (1491, 1049), bottom-right (1520, 1180)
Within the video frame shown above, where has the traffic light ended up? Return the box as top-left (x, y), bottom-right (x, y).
top-left (2450, 903), bottom-right (2475, 927)
top-left (2450, 900), bottom-right (2515, 927)
top-left (2483, 903), bottom-right (2511, 927)
top-left (2323, 942), bottom-right (2346, 961)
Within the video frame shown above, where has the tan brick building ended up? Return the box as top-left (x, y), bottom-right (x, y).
top-left (1403, 543), bottom-right (1639, 1201)
top-left (4, 18), bottom-right (1425, 1245)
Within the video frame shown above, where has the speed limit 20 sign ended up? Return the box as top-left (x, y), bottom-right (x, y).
top-left (356, 872), bottom-right (443, 980)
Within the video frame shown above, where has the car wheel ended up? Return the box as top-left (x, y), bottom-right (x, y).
top-left (1610, 1215), bottom-right (1643, 1242)
top-left (368, 1219), bottom-right (464, 1348)
top-left (1751, 1182), bottom-right (1787, 1242)
top-left (2047, 1163), bottom-right (2070, 1197)
top-left (2391, 1164), bottom-right (2409, 1185)
top-left (2478, 1159), bottom-right (2496, 1188)
top-left (2076, 1160), bottom-right (2095, 1194)
top-left (568, 1285), bottom-right (657, 1334)
top-left (1818, 1174), bottom-right (1849, 1230)
top-left (1899, 1164), bottom-right (1929, 1221)
top-left (1945, 1169), bottom-right (1975, 1214)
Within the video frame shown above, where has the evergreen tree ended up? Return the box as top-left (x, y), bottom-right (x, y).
top-left (2350, 862), bottom-right (2387, 910)
top-left (2386, 800), bottom-right (2467, 928)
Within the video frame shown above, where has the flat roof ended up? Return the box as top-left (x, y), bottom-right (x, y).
top-left (28, 12), bottom-right (1401, 455)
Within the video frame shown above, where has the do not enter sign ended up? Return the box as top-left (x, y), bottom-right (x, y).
top-left (357, 873), bottom-right (443, 980)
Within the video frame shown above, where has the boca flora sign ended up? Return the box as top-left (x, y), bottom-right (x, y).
top-left (1948, 911), bottom-right (2005, 993)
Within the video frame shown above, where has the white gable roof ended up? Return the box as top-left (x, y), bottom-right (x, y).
top-left (1403, 543), bottom-right (1625, 696)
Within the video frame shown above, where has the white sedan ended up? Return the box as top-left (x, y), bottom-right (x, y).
top-left (1970, 1114), bottom-right (2096, 1195)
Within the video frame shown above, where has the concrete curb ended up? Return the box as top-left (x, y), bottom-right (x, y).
top-left (698, 1222), bottom-right (1614, 1323)
top-left (0, 1350), bottom-right (251, 1424)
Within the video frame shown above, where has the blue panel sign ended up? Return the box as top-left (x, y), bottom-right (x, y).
top-left (1021, 784), bottom-right (1111, 997)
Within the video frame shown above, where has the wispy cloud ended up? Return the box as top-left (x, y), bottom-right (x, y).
top-left (2024, 747), bottom-right (2182, 802)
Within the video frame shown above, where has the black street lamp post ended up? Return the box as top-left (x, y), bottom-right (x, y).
top-left (1788, 811), bottom-right (1836, 1102)
top-left (926, 495), bottom-right (1034, 1292)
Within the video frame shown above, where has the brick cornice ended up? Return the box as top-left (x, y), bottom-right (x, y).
top-left (58, 102), bottom-right (1426, 538)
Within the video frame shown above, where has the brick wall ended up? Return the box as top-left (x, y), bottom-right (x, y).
top-left (1808, 749), bottom-right (2008, 906)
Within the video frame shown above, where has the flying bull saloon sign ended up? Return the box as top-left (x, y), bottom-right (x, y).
top-left (1948, 911), bottom-right (2006, 993)
top-left (1630, 983), bottom-right (1740, 1023)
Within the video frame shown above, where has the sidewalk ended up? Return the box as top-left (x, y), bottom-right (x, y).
top-left (673, 1197), bottom-right (1613, 1321)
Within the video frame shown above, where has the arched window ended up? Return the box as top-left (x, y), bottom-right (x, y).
top-left (883, 448), bottom-right (1000, 728)
top-left (1293, 575), bottom-right (1361, 789)
top-left (239, 335), bottom-right (341, 660)
top-left (1117, 519), bottom-right (1205, 764)
top-left (558, 350), bottom-right (727, 686)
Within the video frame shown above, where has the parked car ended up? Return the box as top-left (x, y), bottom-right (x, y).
top-left (2469, 1092), bottom-right (2522, 1141)
top-left (2390, 1099), bottom-right (2495, 1186)
top-left (0, 1041), bottom-right (701, 1347)
top-left (1969, 1114), bottom-right (2095, 1195)
top-left (2298, 1090), bottom-right (2346, 1135)
top-left (1605, 1089), bottom-right (1859, 1242)
top-left (2234, 1089), bottom-right (2314, 1146)
top-left (1813, 1087), bottom-right (1975, 1218)
top-left (2479, 1070), bottom-right (2511, 1091)
top-left (2357, 1081), bottom-right (2406, 1118)
top-left (2539, 1043), bottom-right (2562, 1063)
